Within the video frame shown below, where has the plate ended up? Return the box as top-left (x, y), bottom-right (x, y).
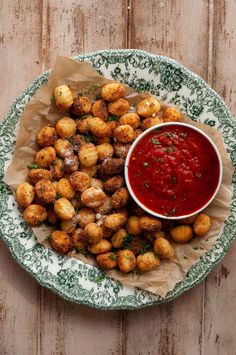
top-left (1, 49), bottom-right (236, 310)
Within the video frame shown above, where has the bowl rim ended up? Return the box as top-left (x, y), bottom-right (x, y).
top-left (125, 121), bottom-right (223, 220)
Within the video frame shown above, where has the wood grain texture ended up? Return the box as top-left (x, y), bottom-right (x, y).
top-left (129, 0), bottom-right (209, 78)
top-left (125, 1), bottom-right (209, 354)
top-left (0, 1), bottom-right (42, 354)
top-left (39, 1), bottom-right (127, 354)
top-left (42, 0), bottom-right (128, 69)
top-left (203, 1), bottom-right (236, 354)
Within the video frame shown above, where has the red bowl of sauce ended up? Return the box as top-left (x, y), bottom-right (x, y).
top-left (125, 122), bottom-right (223, 219)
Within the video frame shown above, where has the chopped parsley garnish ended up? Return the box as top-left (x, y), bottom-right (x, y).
top-left (109, 254), bottom-right (117, 261)
top-left (107, 115), bottom-right (119, 122)
top-left (122, 234), bottom-right (132, 249)
top-left (165, 132), bottom-right (173, 138)
top-left (192, 246), bottom-right (198, 250)
top-left (172, 176), bottom-right (177, 184)
top-left (56, 194), bottom-right (61, 199)
top-left (195, 172), bottom-right (202, 178)
top-left (77, 248), bottom-right (88, 256)
top-left (171, 207), bottom-right (176, 214)
top-left (167, 146), bottom-right (176, 153)
top-left (50, 95), bottom-right (55, 103)
top-left (142, 162), bottom-right (149, 167)
top-left (89, 84), bottom-right (99, 92)
top-left (27, 163), bottom-right (38, 169)
top-left (81, 114), bottom-right (89, 119)
top-left (181, 132), bottom-right (187, 139)
top-left (78, 92), bottom-right (84, 97)
top-left (151, 138), bottom-right (161, 145)
top-left (153, 127), bottom-right (162, 132)
top-left (140, 242), bottom-right (152, 254)
top-left (84, 133), bottom-right (94, 143)
top-left (143, 181), bottom-right (150, 189)
top-left (67, 137), bottom-right (73, 144)
top-left (95, 94), bottom-right (101, 100)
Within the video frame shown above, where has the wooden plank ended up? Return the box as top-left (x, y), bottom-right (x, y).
top-left (129, 0), bottom-right (209, 78)
top-left (0, 1), bottom-right (43, 354)
top-left (0, 0), bottom-right (43, 117)
top-left (42, 0), bottom-right (128, 69)
top-left (125, 1), bottom-right (210, 354)
top-left (40, 1), bottom-right (127, 354)
top-left (203, 1), bottom-right (236, 354)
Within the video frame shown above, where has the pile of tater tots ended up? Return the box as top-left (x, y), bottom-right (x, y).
top-left (16, 81), bottom-right (212, 273)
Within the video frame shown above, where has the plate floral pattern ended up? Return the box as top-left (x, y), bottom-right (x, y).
top-left (0, 49), bottom-right (236, 310)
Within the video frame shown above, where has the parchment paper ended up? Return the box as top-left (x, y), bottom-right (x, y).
top-left (4, 56), bottom-right (233, 297)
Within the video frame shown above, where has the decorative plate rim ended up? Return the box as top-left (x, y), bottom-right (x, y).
top-left (0, 49), bottom-right (236, 310)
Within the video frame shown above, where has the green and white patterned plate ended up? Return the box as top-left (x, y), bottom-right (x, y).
top-left (1, 49), bottom-right (236, 310)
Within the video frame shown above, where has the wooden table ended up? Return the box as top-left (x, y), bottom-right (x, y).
top-left (1, 1), bottom-right (236, 354)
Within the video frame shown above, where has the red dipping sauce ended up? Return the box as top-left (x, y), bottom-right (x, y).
top-left (126, 123), bottom-right (221, 218)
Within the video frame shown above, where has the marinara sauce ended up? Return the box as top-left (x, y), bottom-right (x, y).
top-left (127, 124), bottom-right (220, 217)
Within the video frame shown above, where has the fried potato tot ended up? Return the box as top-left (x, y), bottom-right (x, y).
top-left (126, 216), bottom-right (142, 236)
top-left (56, 178), bottom-right (75, 199)
top-left (113, 142), bottom-right (131, 159)
top-left (72, 228), bottom-right (87, 250)
top-left (96, 143), bottom-right (114, 160)
top-left (54, 197), bottom-right (75, 220)
top-left (119, 113), bottom-right (140, 129)
top-left (64, 153), bottom-right (79, 174)
top-left (117, 250), bottom-right (136, 273)
top-left (95, 195), bottom-right (112, 215)
top-left (77, 207), bottom-right (96, 228)
top-left (139, 216), bottom-right (162, 232)
top-left (137, 252), bottom-right (160, 272)
top-left (37, 126), bottom-right (57, 147)
top-left (55, 117), bottom-right (76, 138)
top-left (50, 158), bottom-right (65, 180)
top-left (28, 168), bottom-right (52, 185)
top-left (81, 187), bottom-right (106, 208)
top-left (35, 179), bottom-right (56, 204)
top-left (103, 175), bottom-right (124, 194)
top-left (76, 118), bottom-right (90, 134)
top-left (91, 99), bottom-right (109, 120)
top-left (101, 82), bottom-right (125, 102)
top-left (136, 97), bottom-right (161, 117)
top-left (111, 187), bottom-right (129, 209)
top-left (108, 98), bottom-right (130, 116)
top-left (87, 117), bottom-right (111, 138)
top-left (23, 204), bottom-right (47, 226)
top-left (50, 230), bottom-right (73, 254)
top-left (114, 124), bottom-right (134, 143)
top-left (60, 216), bottom-right (77, 234)
top-left (80, 165), bottom-right (98, 177)
top-left (154, 237), bottom-right (174, 260)
top-left (79, 143), bottom-right (98, 167)
top-left (69, 171), bottom-right (91, 192)
top-left (96, 252), bottom-right (117, 270)
top-left (103, 212), bottom-right (127, 231)
top-left (141, 116), bottom-right (164, 130)
top-left (170, 225), bottom-right (193, 243)
top-left (16, 182), bottom-right (35, 207)
top-left (70, 96), bottom-right (92, 116)
top-left (84, 223), bottom-right (103, 244)
top-left (54, 85), bottom-right (73, 111)
top-left (163, 107), bottom-right (182, 122)
top-left (99, 158), bottom-right (124, 176)
top-left (54, 138), bottom-right (73, 158)
top-left (35, 147), bottom-right (56, 168)
top-left (88, 239), bottom-right (112, 254)
top-left (111, 228), bottom-right (128, 248)
top-left (193, 213), bottom-right (211, 236)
